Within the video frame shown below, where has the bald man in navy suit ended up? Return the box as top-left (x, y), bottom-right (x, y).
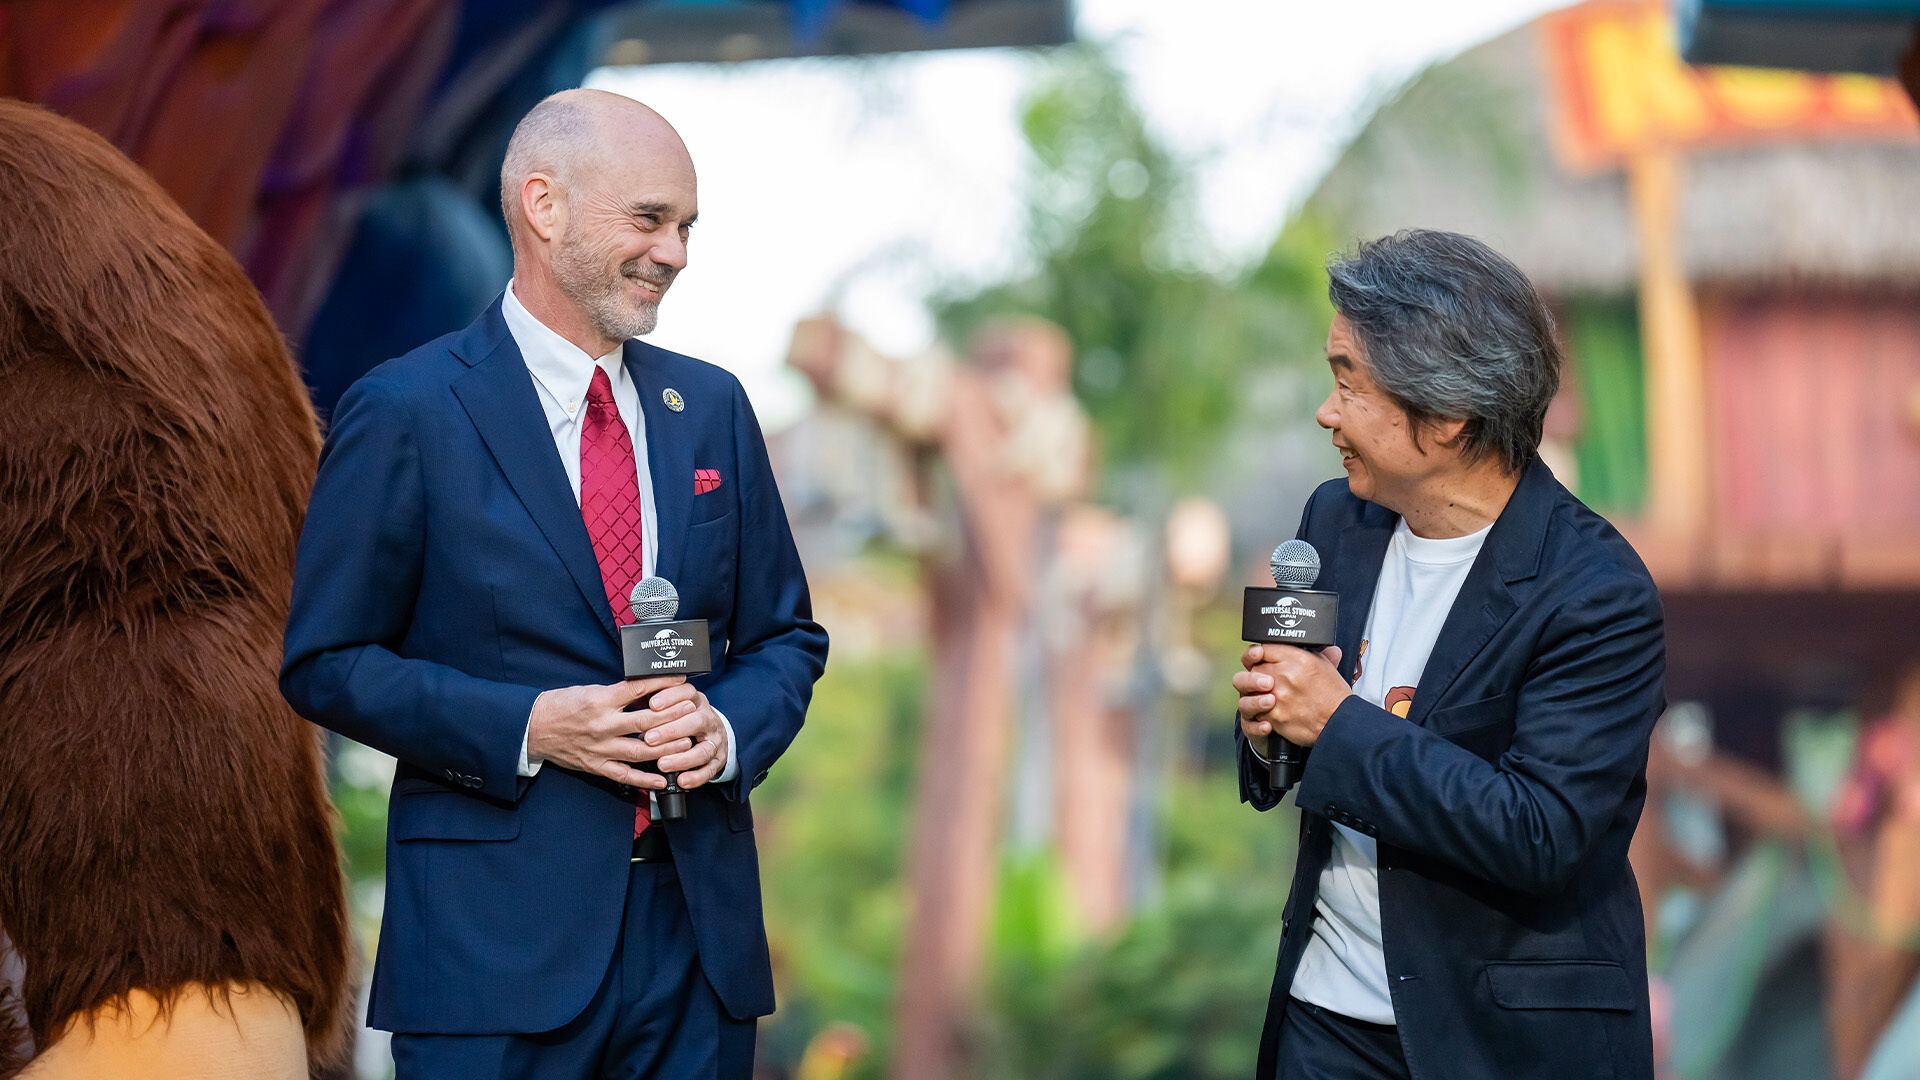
top-left (284, 89), bottom-right (827, 1080)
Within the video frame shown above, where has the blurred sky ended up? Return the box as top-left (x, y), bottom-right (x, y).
top-left (589, 0), bottom-right (1570, 428)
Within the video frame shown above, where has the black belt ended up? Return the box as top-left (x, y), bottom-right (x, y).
top-left (630, 826), bottom-right (671, 863)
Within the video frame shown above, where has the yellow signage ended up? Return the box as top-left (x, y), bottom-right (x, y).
top-left (1542, 0), bottom-right (1918, 172)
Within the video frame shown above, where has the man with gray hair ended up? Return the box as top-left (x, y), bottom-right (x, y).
top-left (1232, 230), bottom-right (1663, 1079)
top-left (283, 89), bottom-right (828, 1078)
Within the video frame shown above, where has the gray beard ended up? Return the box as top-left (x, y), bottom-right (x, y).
top-left (553, 242), bottom-right (663, 342)
top-left (585, 291), bottom-right (657, 341)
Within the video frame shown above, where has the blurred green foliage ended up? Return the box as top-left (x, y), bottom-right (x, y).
top-left (333, 756), bottom-right (388, 885)
top-left (742, 638), bottom-right (1298, 1080)
top-left (752, 649), bottom-right (926, 1074)
top-left (975, 775), bottom-right (1296, 1080)
top-left (932, 44), bottom-right (1330, 494)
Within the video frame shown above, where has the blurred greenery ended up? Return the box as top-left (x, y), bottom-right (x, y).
top-left (974, 777), bottom-right (1296, 1080)
top-left (741, 639), bottom-right (1298, 1080)
top-left (332, 753), bottom-right (388, 884)
top-left (931, 43), bottom-right (1330, 495)
top-left (753, 649), bottom-right (926, 1074)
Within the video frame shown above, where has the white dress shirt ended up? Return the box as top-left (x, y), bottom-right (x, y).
top-left (501, 281), bottom-right (736, 785)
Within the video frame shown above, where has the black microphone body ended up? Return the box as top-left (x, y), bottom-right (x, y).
top-left (621, 577), bottom-right (713, 821)
top-left (1241, 541), bottom-right (1340, 794)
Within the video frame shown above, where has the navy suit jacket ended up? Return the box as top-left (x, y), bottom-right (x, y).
top-left (282, 298), bottom-right (828, 1035)
top-left (1240, 459), bottom-right (1663, 1080)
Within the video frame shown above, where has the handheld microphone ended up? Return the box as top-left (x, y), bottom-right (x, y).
top-left (1240, 540), bottom-right (1340, 793)
top-left (622, 577), bottom-right (713, 822)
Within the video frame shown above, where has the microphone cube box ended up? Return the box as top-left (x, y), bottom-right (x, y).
top-left (1241, 587), bottom-right (1339, 648)
top-left (622, 619), bottom-right (713, 678)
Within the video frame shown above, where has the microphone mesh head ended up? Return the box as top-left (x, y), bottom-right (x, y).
top-left (629, 576), bottom-right (680, 622)
top-left (1270, 540), bottom-right (1321, 589)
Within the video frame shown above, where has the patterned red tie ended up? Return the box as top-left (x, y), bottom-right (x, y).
top-left (578, 365), bottom-right (650, 835)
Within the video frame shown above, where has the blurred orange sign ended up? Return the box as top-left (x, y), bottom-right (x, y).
top-left (1542, 0), bottom-right (1919, 172)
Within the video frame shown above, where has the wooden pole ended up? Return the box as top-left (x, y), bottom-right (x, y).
top-left (891, 578), bottom-right (1019, 1080)
top-left (790, 317), bottom-right (1091, 1080)
top-left (1627, 147), bottom-right (1711, 574)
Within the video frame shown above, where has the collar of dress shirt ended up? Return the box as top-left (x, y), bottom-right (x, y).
top-left (501, 280), bottom-right (628, 415)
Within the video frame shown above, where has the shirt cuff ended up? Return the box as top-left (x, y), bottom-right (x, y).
top-left (714, 707), bottom-right (740, 783)
top-left (518, 710), bottom-right (544, 778)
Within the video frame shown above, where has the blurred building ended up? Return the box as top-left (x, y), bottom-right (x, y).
top-left (1292, 0), bottom-right (1920, 760)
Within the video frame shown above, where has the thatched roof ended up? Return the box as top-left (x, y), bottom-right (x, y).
top-left (1301, 19), bottom-right (1920, 292)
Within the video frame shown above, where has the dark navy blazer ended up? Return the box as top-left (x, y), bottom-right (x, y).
top-left (1239, 459), bottom-right (1663, 1080)
top-left (282, 298), bottom-right (828, 1035)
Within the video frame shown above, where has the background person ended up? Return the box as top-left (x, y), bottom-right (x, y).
top-left (1826, 660), bottom-right (1920, 1079)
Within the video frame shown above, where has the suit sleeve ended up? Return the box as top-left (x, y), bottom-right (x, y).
top-left (1237, 487), bottom-right (1321, 812)
top-left (702, 375), bottom-right (829, 801)
top-left (1291, 571), bottom-right (1664, 896)
top-left (280, 375), bottom-right (539, 802)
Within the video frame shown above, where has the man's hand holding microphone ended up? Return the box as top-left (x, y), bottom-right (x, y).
top-left (526, 575), bottom-right (726, 807)
top-left (1238, 540), bottom-right (1354, 791)
top-left (1236, 643), bottom-right (1350, 750)
top-left (526, 677), bottom-right (727, 791)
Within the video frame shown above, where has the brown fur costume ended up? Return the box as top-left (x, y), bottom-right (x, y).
top-left (0, 100), bottom-right (351, 1075)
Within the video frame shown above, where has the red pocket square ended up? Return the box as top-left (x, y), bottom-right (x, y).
top-left (694, 468), bottom-right (722, 495)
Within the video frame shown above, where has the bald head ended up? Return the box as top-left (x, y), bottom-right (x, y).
top-left (498, 89), bottom-right (690, 252)
top-left (498, 89), bottom-right (698, 353)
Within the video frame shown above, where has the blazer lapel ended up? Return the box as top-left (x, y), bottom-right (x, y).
top-left (450, 303), bottom-right (617, 641)
top-left (1403, 559), bottom-right (1517, 728)
top-left (1403, 458), bottom-right (1555, 727)
top-left (624, 341), bottom-right (694, 593)
top-left (1332, 505), bottom-right (1395, 684)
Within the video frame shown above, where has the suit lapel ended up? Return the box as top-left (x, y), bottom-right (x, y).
top-left (450, 303), bottom-right (617, 641)
top-left (1403, 458), bottom-right (1555, 727)
top-left (1402, 558), bottom-right (1516, 728)
top-left (624, 341), bottom-right (693, 593)
top-left (1332, 505), bottom-right (1394, 684)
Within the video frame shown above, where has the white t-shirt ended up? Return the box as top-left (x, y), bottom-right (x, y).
top-left (1289, 517), bottom-right (1491, 1024)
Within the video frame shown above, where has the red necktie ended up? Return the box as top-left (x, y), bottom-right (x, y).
top-left (578, 365), bottom-right (650, 835)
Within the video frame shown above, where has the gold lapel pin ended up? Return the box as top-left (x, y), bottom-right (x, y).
top-left (663, 388), bottom-right (685, 412)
